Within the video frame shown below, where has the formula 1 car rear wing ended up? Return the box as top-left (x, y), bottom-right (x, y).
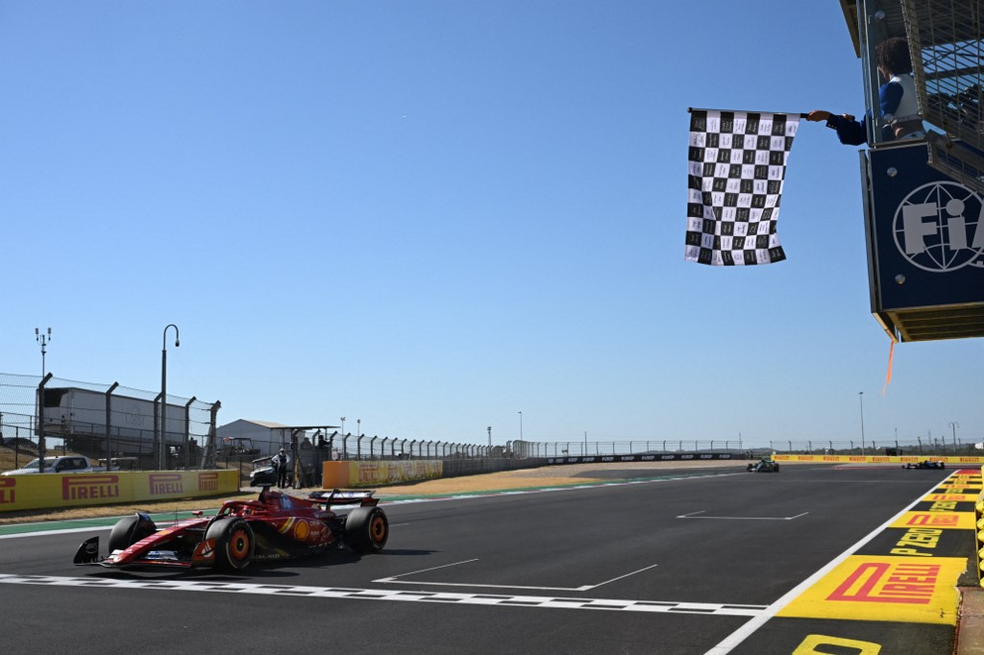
top-left (308, 489), bottom-right (379, 507)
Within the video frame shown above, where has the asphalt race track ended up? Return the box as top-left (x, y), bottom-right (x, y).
top-left (0, 464), bottom-right (971, 654)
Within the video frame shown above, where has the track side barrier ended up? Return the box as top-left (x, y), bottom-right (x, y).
top-left (976, 465), bottom-right (984, 587)
top-left (545, 453), bottom-right (739, 464)
top-left (774, 455), bottom-right (984, 465)
top-left (323, 460), bottom-right (443, 488)
top-left (0, 469), bottom-right (239, 512)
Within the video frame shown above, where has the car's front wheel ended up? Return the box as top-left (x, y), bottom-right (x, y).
top-left (108, 513), bottom-right (157, 552)
top-left (206, 517), bottom-right (255, 572)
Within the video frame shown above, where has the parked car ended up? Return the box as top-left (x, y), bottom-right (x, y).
top-left (2, 455), bottom-right (98, 475)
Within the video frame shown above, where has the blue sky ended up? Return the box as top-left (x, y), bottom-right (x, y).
top-left (1, 1), bottom-right (980, 448)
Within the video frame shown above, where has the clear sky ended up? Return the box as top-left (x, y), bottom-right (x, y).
top-left (1, 1), bottom-right (980, 449)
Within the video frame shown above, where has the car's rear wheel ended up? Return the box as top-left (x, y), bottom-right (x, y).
top-left (344, 507), bottom-right (388, 554)
top-left (108, 513), bottom-right (157, 552)
top-left (206, 517), bottom-right (255, 572)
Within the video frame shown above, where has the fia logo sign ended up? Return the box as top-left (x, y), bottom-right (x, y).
top-left (893, 181), bottom-right (984, 272)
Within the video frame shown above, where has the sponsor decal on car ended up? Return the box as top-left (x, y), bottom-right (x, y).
top-left (192, 538), bottom-right (216, 565)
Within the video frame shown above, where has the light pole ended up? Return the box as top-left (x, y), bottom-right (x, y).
top-left (357, 419), bottom-right (361, 437)
top-left (858, 391), bottom-right (866, 457)
top-left (340, 417), bottom-right (346, 436)
top-left (487, 426), bottom-right (492, 447)
top-left (35, 327), bottom-right (52, 377)
top-left (161, 324), bottom-right (180, 470)
top-left (518, 411), bottom-right (523, 442)
top-left (949, 421), bottom-right (959, 453)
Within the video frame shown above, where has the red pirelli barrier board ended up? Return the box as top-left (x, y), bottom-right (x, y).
top-left (0, 469), bottom-right (239, 512)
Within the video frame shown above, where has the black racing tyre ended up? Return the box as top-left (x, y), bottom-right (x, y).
top-left (206, 517), bottom-right (255, 572)
top-left (108, 513), bottom-right (157, 552)
top-left (344, 507), bottom-right (388, 554)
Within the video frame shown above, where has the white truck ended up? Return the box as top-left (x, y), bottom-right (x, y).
top-left (2, 455), bottom-right (100, 476)
top-left (41, 387), bottom-right (187, 447)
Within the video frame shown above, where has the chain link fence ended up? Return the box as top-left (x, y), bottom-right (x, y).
top-left (0, 372), bottom-right (220, 471)
top-left (4, 370), bottom-right (975, 483)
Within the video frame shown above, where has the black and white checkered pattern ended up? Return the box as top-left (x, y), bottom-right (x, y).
top-left (685, 110), bottom-right (800, 266)
top-left (0, 574), bottom-right (770, 616)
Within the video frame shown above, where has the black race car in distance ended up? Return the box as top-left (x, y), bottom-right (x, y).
top-left (902, 460), bottom-right (946, 470)
top-left (747, 458), bottom-right (779, 473)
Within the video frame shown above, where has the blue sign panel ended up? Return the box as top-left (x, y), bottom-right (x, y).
top-left (868, 143), bottom-right (984, 311)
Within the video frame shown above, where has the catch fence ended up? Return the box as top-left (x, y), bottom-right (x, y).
top-left (0, 373), bottom-right (220, 470)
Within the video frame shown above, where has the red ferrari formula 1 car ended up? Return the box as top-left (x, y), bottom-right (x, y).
top-left (73, 488), bottom-right (388, 572)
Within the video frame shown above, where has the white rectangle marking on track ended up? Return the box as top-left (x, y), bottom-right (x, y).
top-left (678, 510), bottom-right (809, 521)
top-left (375, 560), bottom-right (660, 592)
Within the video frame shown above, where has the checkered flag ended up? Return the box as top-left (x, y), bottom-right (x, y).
top-left (685, 109), bottom-right (801, 266)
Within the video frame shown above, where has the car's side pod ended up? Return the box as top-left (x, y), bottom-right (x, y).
top-left (74, 536), bottom-right (101, 564)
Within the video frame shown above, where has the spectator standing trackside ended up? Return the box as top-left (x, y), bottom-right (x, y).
top-left (272, 448), bottom-right (290, 488)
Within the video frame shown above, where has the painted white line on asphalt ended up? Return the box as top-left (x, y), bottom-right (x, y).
top-left (0, 526), bottom-right (113, 540)
top-left (380, 471), bottom-right (745, 507)
top-left (678, 510), bottom-right (810, 521)
top-left (0, 573), bottom-right (769, 617)
top-left (375, 560), bottom-right (660, 593)
top-left (703, 473), bottom-right (958, 655)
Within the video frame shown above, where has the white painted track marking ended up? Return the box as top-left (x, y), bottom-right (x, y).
top-left (678, 510), bottom-right (810, 521)
top-left (0, 573), bottom-right (768, 616)
top-left (375, 560), bottom-right (660, 593)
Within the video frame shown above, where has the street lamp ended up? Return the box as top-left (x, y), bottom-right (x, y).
top-left (357, 419), bottom-right (361, 437)
top-left (518, 411), bottom-right (523, 441)
top-left (35, 327), bottom-right (52, 377)
top-left (340, 417), bottom-right (346, 436)
top-left (949, 421), bottom-right (960, 453)
top-left (487, 426), bottom-right (492, 447)
top-left (858, 391), bottom-right (866, 457)
top-left (161, 324), bottom-right (180, 470)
